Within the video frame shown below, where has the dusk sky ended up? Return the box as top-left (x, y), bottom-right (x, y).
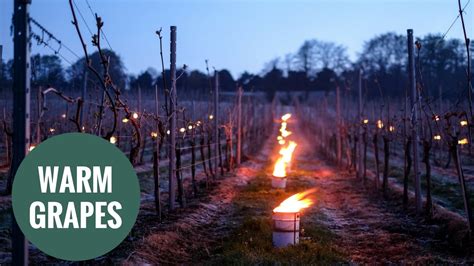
top-left (0, 0), bottom-right (472, 78)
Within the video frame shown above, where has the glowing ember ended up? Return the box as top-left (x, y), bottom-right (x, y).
top-left (280, 141), bottom-right (297, 164)
top-left (281, 113), bottom-right (292, 121)
top-left (150, 132), bottom-right (158, 138)
top-left (272, 158), bottom-right (287, 178)
top-left (458, 138), bottom-right (468, 145)
top-left (389, 126), bottom-right (395, 132)
top-left (460, 120), bottom-right (468, 126)
top-left (122, 118), bottom-right (129, 123)
top-left (110, 136), bottom-right (117, 144)
top-left (363, 119), bottom-right (369, 124)
top-left (280, 122), bottom-right (292, 138)
top-left (434, 135), bottom-right (441, 141)
top-left (377, 120), bottom-right (384, 129)
top-left (273, 189), bottom-right (316, 213)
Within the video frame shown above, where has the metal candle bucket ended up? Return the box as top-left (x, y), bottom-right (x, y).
top-left (272, 211), bottom-right (300, 247)
top-left (271, 177), bottom-right (287, 189)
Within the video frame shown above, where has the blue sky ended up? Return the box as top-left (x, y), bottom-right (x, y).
top-left (0, 0), bottom-right (472, 78)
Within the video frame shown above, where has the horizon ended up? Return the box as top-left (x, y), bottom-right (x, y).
top-left (0, 0), bottom-right (472, 79)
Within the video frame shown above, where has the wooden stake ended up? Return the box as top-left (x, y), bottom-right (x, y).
top-left (357, 69), bottom-right (363, 179)
top-left (11, 0), bottom-right (31, 263)
top-left (237, 86), bottom-right (242, 165)
top-left (168, 26), bottom-right (177, 211)
top-left (154, 85), bottom-right (161, 220)
top-left (336, 84), bottom-right (342, 166)
top-left (408, 29), bottom-right (422, 212)
top-left (214, 70), bottom-right (219, 176)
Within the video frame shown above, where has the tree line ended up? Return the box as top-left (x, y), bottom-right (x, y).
top-left (0, 32), bottom-right (470, 101)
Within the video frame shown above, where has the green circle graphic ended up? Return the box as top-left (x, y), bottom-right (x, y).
top-left (12, 133), bottom-right (140, 261)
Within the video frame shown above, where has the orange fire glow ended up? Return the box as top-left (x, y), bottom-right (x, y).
top-left (280, 141), bottom-right (297, 164)
top-left (273, 157), bottom-right (287, 178)
top-left (281, 113), bottom-right (292, 121)
top-left (280, 122), bottom-right (292, 138)
top-left (273, 189), bottom-right (316, 213)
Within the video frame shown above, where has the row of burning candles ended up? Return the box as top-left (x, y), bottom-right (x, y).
top-left (271, 113), bottom-right (315, 248)
top-left (361, 118), bottom-right (469, 145)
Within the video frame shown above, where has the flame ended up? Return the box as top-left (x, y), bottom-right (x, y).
top-left (278, 139), bottom-right (286, 145)
top-left (273, 157), bottom-right (287, 178)
top-left (29, 145), bottom-right (36, 152)
top-left (132, 112), bottom-right (139, 119)
top-left (273, 189), bottom-right (316, 213)
top-left (110, 136), bottom-right (117, 144)
top-left (377, 120), bottom-right (384, 129)
top-left (460, 120), bottom-right (468, 126)
top-left (281, 113), bottom-right (292, 121)
top-left (458, 138), bottom-right (468, 145)
top-left (363, 119), bottom-right (369, 124)
top-left (434, 135), bottom-right (441, 141)
top-left (280, 141), bottom-right (297, 164)
top-left (280, 122), bottom-right (292, 138)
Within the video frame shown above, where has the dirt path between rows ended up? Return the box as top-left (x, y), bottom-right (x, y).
top-left (126, 131), bottom-right (274, 264)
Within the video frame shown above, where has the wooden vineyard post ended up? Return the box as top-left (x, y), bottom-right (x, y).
top-left (408, 29), bottom-right (422, 213)
top-left (168, 26), bottom-right (177, 211)
top-left (214, 70), bottom-right (219, 176)
top-left (191, 128), bottom-right (197, 196)
top-left (218, 128), bottom-right (224, 176)
top-left (11, 0), bottom-right (32, 264)
top-left (336, 84), bottom-right (342, 166)
top-left (154, 85), bottom-right (161, 220)
top-left (237, 86), bottom-right (242, 165)
top-left (357, 68), bottom-right (363, 179)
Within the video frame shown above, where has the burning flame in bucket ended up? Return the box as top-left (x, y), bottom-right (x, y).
top-left (272, 141), bottom-right (297, 178)
top-left (273, 189), bottom-right (316, 213)
top-left (281, 113), bottom-right (292, 122)
top-left (273, 158), bottom-right (287, 178)
top-left (280, 141), bottom-right (297, 164)
top-left (280, 122), bottom-right (292, 138)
